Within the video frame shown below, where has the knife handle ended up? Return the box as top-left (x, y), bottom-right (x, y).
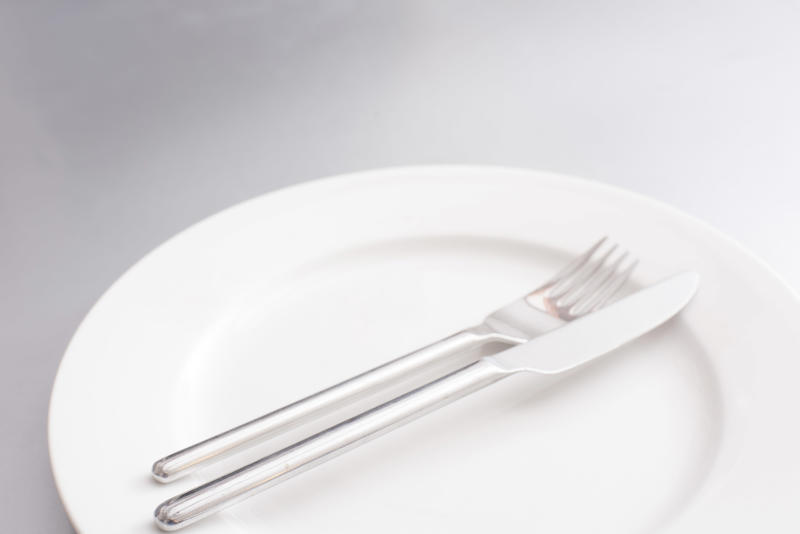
top-left (154, 358), bottom-right (511, 531)
top-left (152, 327), bottom-right (513, 483)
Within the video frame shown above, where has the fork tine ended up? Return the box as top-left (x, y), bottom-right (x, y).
top-left (567, 252), bottom-right (628, 315)
top-left (544, 237), bottom-right (607, 288)
top-left (555, 244), bottom-right (619, 306)
top-left (572, 258), bottom-right (638, 316)
top-left (592, 259), bottom-right (638, 310)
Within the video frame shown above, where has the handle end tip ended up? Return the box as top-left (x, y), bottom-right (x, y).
top-left (151, 458), bottom-right (173, 483)
top-left (154, 502), bottom-right (182, 531)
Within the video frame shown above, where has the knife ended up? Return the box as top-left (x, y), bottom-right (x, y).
top-left (155, 272), bottom-right (699, 531)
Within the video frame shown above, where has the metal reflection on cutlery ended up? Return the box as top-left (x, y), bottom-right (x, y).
top-left (154, 272), bottom-right (699, 531)
top-left (152, 237), bottom-right (635, 483)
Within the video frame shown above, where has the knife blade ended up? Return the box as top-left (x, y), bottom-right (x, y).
top-left (490, 271), bottom-right (699, 374)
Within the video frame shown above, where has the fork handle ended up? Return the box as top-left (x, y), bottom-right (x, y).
top-left (154, 358), bottom-right (511, 531)
top-left (152, 327), bottom-right (509, 482)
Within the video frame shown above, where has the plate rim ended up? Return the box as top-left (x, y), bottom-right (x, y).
top-left (47, 165), bottom-right (800, 532)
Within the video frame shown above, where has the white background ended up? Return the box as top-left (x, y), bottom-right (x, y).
top-left (1, 2), bottom-right (798, 531)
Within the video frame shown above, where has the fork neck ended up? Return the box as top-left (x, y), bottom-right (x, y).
top-left (468, 323), bottom-right (529, 346)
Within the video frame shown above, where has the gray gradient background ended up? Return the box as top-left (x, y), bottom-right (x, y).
top-left (1, 1), bottom-right (799, 532)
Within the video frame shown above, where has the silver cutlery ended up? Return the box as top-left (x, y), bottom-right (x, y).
top-left (154, 271), bottom-right (699, 530)
top-left (152, 237), bottom-right (636, 483)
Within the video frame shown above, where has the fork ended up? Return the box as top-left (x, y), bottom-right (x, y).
top-left (152, 237), bottom-right (636, 483)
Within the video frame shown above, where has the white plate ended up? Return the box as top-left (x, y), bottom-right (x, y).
top-left (49, 166), bottom-right (800, 533)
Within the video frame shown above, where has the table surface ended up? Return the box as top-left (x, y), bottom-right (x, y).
top-left (1, 1), bottom-right (798, 531)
